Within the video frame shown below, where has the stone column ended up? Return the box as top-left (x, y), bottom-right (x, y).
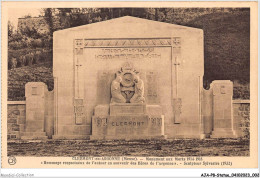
top-left (21, 82), bottom-right (48, 139)
top-left (202, 89), bottom-right (213, 137)
top-left (211, 80), bottom-right (237, 138)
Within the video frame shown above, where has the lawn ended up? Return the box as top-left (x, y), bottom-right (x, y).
top-left (8, 138), bottom-right (249, 157)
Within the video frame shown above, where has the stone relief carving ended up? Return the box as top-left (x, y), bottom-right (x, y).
top-left (173, 98), bottom-right (182, 124)
top-left (111, 62), bottom-right (145, 103)
top-left (130, 75), bottom-right (145, 103)
top-left (74, 98), bottom-right (84, 124)
top-left (111, 76), bottom-right (127, 103)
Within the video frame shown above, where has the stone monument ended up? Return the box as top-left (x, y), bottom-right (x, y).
top-left (91, 62), bottom-right (164, 140)
top-left (21, 83), bottom-right (49, 139)
top-left (211, 81), bottom-right (237, 138)
top-left (51, 16), bottom-right (204, 139)
top-left (46, 16), bottom-right (236, 140)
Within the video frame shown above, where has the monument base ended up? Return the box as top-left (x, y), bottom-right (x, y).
top-left (110, 103), bottom-right (146, 115)
top-left (21, 132), bottom-right (48, 140)
top-left (166, 124), bottom-right (204, 139)
top-left (211, 128), bottom-right (237, 138)
top-left (90, 135), bottom-right (166, 140)
top-left (52, 135), bottom-right (90, 140)
top-left (91, 104), bottom-right (165, 140)
top-left (52, 124), bottom-right (91, 139)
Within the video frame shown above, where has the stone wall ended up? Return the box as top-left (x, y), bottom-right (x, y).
top-left (7, 101), bottom-right (26, 139)
top-left (7, 82), bottom-right (54, 140)
top-left (202, 95), bottom-right (250, 138)
top-left (7, 99), bottom-right (250, 140)
top-left (233, 100), bottom-right (250, 138)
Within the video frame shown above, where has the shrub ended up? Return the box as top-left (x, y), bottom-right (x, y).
top-left (10, 58), bottom-right (17, 69)
top-left (17, 56), bottom-right (26, 67)
top-left (30, 39), bottom-right (43, 48)
top-left (8, 48), bottom-right (53, 69)
top-left (8, 41), bottom-right (23, 50)
top-left (233, 83), bottom-right (250, 100)
top-left (8, 63), bottom-right (54, 101)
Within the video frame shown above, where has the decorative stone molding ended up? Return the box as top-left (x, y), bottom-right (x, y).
top-left (74, 38), bottom-right (182, 48)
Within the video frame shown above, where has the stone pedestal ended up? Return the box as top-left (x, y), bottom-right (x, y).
top-left (110, 103), bottom-right (146, 115)
top-left (91, 104), bottom-right (165, 140)
top-left (21, 83), bottom-right (48, 140)
top-left (211, 81), bottom-right (237, 138)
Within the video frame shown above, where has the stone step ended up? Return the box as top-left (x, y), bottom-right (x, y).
top-left (21, 136), bottom-right (48, 140)
top-left (211, 135), bottom-right (237, 138)
top-left (213, 128), bottom-right (235, 132)
top-left (20, 132), bottom-right (47, 136)
top-left (211, 130), bottom-right (237, 138)
top-left (52, 135), bottom-right (90, 140)
top-left (212, 131), bottom-right (234, 135)
top-left (90, 135), bottom-right (166, 140)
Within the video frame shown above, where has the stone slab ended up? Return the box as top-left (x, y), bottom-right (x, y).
top-left (167, 135), bottom-right (204, 139)
top-left (57, 125), bottom-right (91, 135)
top-left (52, 135), bottom-right (90, 140)
top-left (90, 135), bottom-right (166, 140)
top-left (94, 105), bottom-right (109, 116)
top-left (211, 132), bottom-right (237, 138)
top-left (21, 136), bottom-right (48, 140)
top-left (214, 119), bottom-right (232, 128)
top-left (25, 120), bottom-right (45, 132)
top-left (165, 124), bottom-right (202, 138)
top-left (146, 105), bottom-right (162, 115)
top-left (211, 128), bottom-right (237, 138)
top-left (91, 114), bottom-right (164, 140)
top-left (110, 103), bottom-right (146, 115)
top-left (21, 132), bottom-right (47, 136)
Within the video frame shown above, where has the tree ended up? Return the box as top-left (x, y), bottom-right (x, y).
top-left (43, 8), bottom-right (54, 34)
top-left (19, 25), bottom-right (40, 39)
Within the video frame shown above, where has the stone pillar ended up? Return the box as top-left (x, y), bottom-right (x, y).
top-left (45, 91), bottom-right (54, 139)
top-left (21, 82), bottom-right (48, 140)
top-left (211, 80), bottom-right (237, 138)
top-left (202, 89), bottom-right (213, 137)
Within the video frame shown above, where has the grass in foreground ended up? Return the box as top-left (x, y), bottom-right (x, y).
top-left (8, 138), bottom-right (249, 157)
